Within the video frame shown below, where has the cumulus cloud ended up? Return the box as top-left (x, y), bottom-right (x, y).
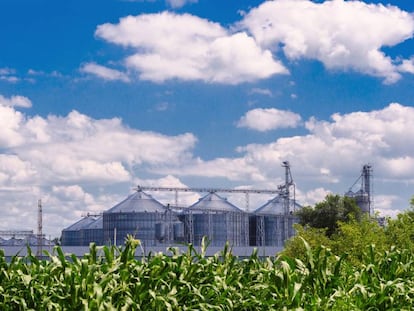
top-left (297, 187), bottom-right (332, 207)
top-left (398, 57), bottom-right (414, 74)
top-left (0, 95), bottom-right (198, 235)
top-left (52, 185), bottom-right (95, 205)
top-left (373, 194), bottom-right (402, 218)
top-left (161, 157), bottom-right (267, 182)
top-left (80, 62), bottom-right (130, 82)
top-left (237, 108), bottom-right (301, 131)
top-left (3, 95), bottom-right (414, 235)
top-left (8, 110), bottom-right (197, 182)
top-left (153, 103), bottom-right (414, 218)
top-left (234, 103), bottom-right (414, 183)
top-left (0, 104), bottom-right (197, 185)
top-left (0, 105), bottom-right (26, 148)
top-left (84, 0), bottom-right (414, 85)
top-left (240, 0), bottom-right (414, 83)
top-left (95, 12), bottom-right (287, 84)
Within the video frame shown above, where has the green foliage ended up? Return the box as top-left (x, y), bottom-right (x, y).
top-left (410, 196), bottom-right (414, 209)
top-left (330, 216), bottom-right (388, 266)
top-left (4, 197), bottom-right (414, 310)
top-left (296, 194), bottom-right (362, 236)
top-left (284, 216), bottom-right (388, 266)
top-left (386, 212), bottom-right (414, 251)
top-left (281, 224), bottom-right (332, 260)
top-left (2, 236), bottom-right (414, 310)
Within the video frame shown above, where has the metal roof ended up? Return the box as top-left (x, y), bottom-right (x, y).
top-left (188, 192), bottom-right (242, 212)
top-left (62, 216), bottom-right (99, 232)
top-left (254, 195), bottom-right (286, 215)
top-left (82, 216), bottom-right (103, 230)
top-left (104, 190), bottom-right (166, 214)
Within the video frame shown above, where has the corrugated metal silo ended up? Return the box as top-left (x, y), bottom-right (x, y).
top-left (251, 195), bottom-right (299, 247)
top-left (61, 216), bottom-right (98, 246)
top-left (80, 216), bottom-right (103, 246)
top-left (347, 190), bottom-right (370, 214)
top-left (184, 192), bottom-right (248, 246)
top-left (103, 190), bottom-right (177, 246)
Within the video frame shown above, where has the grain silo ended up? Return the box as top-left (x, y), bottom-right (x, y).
top-left (251, 195), bottom-right (299, 246)
top-left (80, 216), bottom-right (103, 246)
top-left (103, 190), bottom-right (178, 246)
top-left (250, 161), bottom-right (299, 247)
top-left (184, 192), bottom-right (249, 246)
top-left (61, 215), bottom-right (98, 246)
top-left (345, 164), bottom-right (372, 214)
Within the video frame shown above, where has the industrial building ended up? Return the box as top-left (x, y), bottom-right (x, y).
top-left (183, 192), bottom-right (249, 246)
top-left (61, 161), bottom-right (301, 247)
top-left (60, 163), bottom-right (374, 248)
top-left (61, 215), bottom-right (100, 246)
top-left (345, 164), bottom-right (373, 215)
top-left (102, 190), bottom-right (181, 246)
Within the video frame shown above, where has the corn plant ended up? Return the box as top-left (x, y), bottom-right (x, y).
top-left (1, 237), bottom-right (414, 310)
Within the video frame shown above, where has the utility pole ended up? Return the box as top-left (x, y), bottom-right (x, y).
top-left (37, 199), bottom-right (43, 258)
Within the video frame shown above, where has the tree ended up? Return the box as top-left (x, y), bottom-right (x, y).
top-left (296, 194), bottom-right (362, 236)
top-left (385, 211), bottom-right (414, 251)
top-left (410, 196), bottom-right (414, 209)
top-left (331, 216), bottom-right (387, 266)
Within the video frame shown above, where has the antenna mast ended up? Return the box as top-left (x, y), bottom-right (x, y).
top-left (280, 161), bottom-right (295, 214)
top-left (37, 199), bottom-right (43, 257)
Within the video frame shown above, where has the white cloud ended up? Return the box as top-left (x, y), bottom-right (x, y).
top-left (0, 105), bottom-right (26, 148)
top-left (87, 0), bottom-right (414, 84)
top-left (3, 95), bottom-right (414, 236)
top-left (0, 95), bottom-right (32, 108)
top-left (398, 57), bottom-right (414, 74)
top-left (373, 194), bottom-right (402, 218)
top-left (1, 106), bottom-right (197, 179)
top-left (231, 103), bottom-right (414, 182)
top-left (240, 0), bottom-right (414, 83)
top-left (0, 68), bottom-right (19, 83)
top-left (52, 185), bottom-right (95, 205)
top-left (249, 88), bottom-right (273, 97)
top-left (121, 0), bottom-right (196, 8)
top-left (237, 108), bottom-right (301, 131)
top-left (0, 95), bottom-right (32, 148)
top-left (166, 0), bottom-right (197, 9)
top-left (27, 69), bottom-right (63, 79)
top-left (157, 156), bottom-right (267, 182)
top-left (0, 154), bottom-right (37, 184)
top-left (298, 187), bottom-right (332, 207)
top-left (134, 175), bottom-right (201, 206)
top-left (154, 103), bottom-right (414, 218)
top-left (0, 68), bottom-right (15, 75)
top-left (11, 110), bottom-right (197, 183)
top-left (0, 76), bottom-right (19, 83)
top-left (80, 62), bottom-right (130, 82)
top-left (95, 12), bottom-right (287, 84)
top-left (0, 95), bottom-right (198, 236)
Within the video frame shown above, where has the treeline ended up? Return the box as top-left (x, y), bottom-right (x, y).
top-left (282, 194), bottom-right (414, 266)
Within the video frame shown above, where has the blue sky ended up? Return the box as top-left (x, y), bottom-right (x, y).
top-left (1, 0), bottom-right (414, 237)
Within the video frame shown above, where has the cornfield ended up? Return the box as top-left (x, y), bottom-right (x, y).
top-left (1, 237), bottom-right (414, 310)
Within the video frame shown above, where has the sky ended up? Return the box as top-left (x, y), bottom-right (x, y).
top-left (1, 0), bottom-right (414, 238)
